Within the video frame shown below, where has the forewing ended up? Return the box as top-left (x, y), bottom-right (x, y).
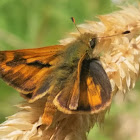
top-left (54, 59), bottom-right (112, 114)
top-left (0, 45), bottom-right (65, 102)
top-left (53, 54), bottom-right (86, 113)
top-left (77, 59), bottom-right (112, 113)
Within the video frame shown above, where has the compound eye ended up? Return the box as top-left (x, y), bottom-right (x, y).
top-left (90, 38), bottom-right (96, 49)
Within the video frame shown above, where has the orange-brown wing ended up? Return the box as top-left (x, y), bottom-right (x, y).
top-left (53, 54), bottom-right (86, 113)
top-left (77, 59), bottom-right (112, 113)
top-left (54, 59), bottom-right (112, 114)
top-left (0, 45), bottom-right (65, 102)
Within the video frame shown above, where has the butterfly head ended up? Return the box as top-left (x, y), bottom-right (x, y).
top-left (78, 32), bottom-right (97, 59)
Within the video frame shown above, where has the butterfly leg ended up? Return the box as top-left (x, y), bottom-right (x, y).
top-left (42, 95), bottom-right (57, 126)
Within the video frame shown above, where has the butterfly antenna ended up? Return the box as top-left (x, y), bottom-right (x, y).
top-left (71, 17), bottom-right (82, 35)
top-left (98, 30), bottom-right (131, 39)
top-left (71, 16), bottom-right (131, 38)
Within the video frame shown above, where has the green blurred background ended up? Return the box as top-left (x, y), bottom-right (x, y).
top-left (0, 0), bottom-right (140, 140)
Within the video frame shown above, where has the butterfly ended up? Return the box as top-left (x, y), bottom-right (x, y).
top-left (0, 17), bottom-right (130, 125)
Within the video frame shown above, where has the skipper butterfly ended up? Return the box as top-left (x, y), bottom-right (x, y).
top-left (0, 18), bottom-right (130, 125)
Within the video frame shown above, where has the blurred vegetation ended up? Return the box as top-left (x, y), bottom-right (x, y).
top-left (0, 0), bottom-right (139, 140)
